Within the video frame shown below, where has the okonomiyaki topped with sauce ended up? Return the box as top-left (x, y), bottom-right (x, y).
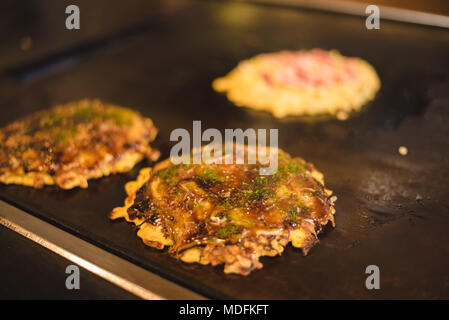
top-left (0, 99), bottom-right (159, 189)
top-left (110, 146), bottom-right (336, 275)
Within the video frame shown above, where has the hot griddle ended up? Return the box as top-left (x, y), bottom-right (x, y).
top-left (0, 0), bottom-right (448, 299)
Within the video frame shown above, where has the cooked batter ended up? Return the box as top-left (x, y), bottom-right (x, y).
top-left (0, 99), bottom-right (159, 189)
top-left (111, 146), bottom-right (336, 275)
top-left (213, 49), bottom-right (380, 118)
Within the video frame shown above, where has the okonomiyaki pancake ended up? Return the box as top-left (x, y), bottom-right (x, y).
top-left (213, 49), bottom-right (380, 119)
top-left (0, 99), bottom-right (159, 189)
top-left (110, 147), bottom-right (336, 275)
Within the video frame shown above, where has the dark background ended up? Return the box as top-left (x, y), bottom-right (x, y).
top-left (0, 0), bottom-right (448, 299)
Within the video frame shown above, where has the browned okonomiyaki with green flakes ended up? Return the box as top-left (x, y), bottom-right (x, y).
top-left (110, 146), bottom-right (336, 275)
top-left (0, 99), bottom-right (159, 189)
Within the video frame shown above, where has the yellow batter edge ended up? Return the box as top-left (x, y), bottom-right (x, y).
top-left (110, 162), bottom-right (336, 275)
top-left (213, 50), bottom-right (380, 119)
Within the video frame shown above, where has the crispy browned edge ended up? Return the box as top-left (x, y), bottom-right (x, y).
top-left (0, 99), bottom-right (160, 189)
top-left (109, 159), bottom-right (336, 275)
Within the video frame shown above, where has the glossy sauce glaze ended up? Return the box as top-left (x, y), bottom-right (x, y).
top-left (126, 149), bottom-right (335, 254)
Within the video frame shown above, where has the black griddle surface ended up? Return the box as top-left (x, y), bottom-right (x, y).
top-left (0, 225), bottom-right (138, 299)
top-left (0, 1), bottom-right (449, 299)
